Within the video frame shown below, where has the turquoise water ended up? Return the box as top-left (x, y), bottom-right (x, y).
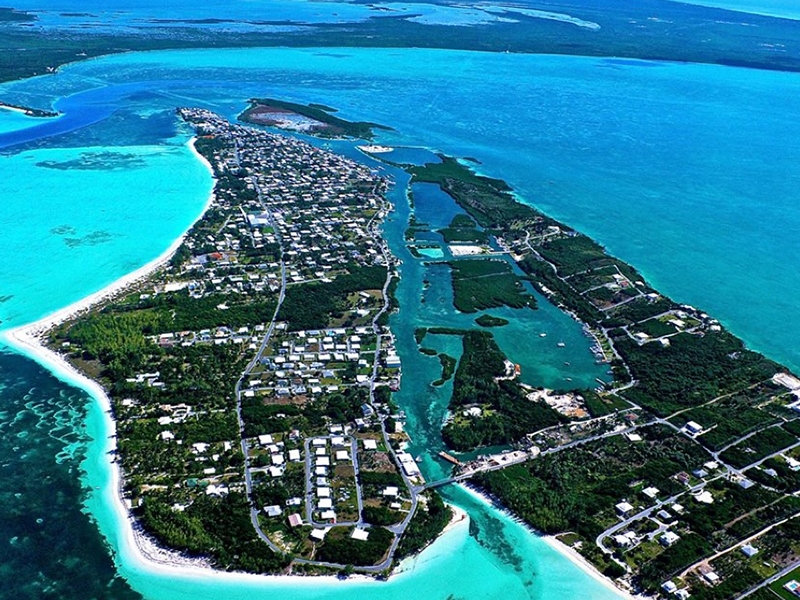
top-left (666, 0), bottom-right (800, 20)
top-left (0, 108), bottom-right (40, 133)
top-left (1, 47), bottom-right (800, 600)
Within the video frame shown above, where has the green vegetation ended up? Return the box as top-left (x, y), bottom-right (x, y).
top-left (476, 426), bottom-right (706, 541)
top-left (719, 426), bottom-right (798, 468)
top-left (239, 98), bottom-right (391, 140)
top-left (279, 265), bottom-right (387, 330)
top-left (443, 330), bottom-right (560, 450)
top-left (432, 353), bottom-right (457, 387)
top-left (395, 492), bottom-right (452, 560)
top-left (475, 314), bottom-right (509, 328)
top-left (315, 526), bottom-right (393, 566)
top-left (140, 492), bottom-right (288, 573)
top-left (616, 331), bottom-right (778, 416)
top-left (448, 259), bottom-right (536, 313)
top-left (409, 157), bottom-right (541, 228)
top-left (437, 227), bottom-right (489, 244)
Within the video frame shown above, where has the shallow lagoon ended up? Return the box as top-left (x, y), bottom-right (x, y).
top-left (1, 47), bottom-right (800, 600)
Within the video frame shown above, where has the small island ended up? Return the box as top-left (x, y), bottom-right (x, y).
top-left (474, 314), bottom-right (509, 328)
top-left (239, 98), bottom-right (391, 140)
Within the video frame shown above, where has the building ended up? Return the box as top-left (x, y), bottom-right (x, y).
top-left (351, 528), bottom-right (370, 541)
top-left (288, 513), bottom-right (303, 527)
top-left (660, 531), bottom-right (680, 547)
top-left (615, 501), bottom-right (634, 516)
top-left (741, 544), bottom-right (759, 558)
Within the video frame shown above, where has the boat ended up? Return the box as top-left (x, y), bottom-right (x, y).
top-left (540, 333), bottom-right (547, 337)
top-left (557, 342), bottom-right (566, 347)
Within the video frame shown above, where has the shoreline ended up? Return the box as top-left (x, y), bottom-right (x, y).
top-left (1, 325), bottom-right (470, 587)
top-left (17, 137), bottom-right (214, 340)
top-left (0, 133), bottom-right (470, 588)
top-left (456, 484), bottom-right (640, 600)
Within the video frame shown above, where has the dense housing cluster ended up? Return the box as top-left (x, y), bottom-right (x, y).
top-left (49, 109), bottom-right (450, 575)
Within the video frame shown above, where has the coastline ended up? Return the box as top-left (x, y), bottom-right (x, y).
top-left (0, 134), bottom-right (237, 581)
top-left (13, 138), bottom-right (215, 340)
top-left (456, 484), bottom-right (640, 600)
top-left (0, 325), bottom-right (471, 587)
top-left (0, 133), bottom-right (470, 587)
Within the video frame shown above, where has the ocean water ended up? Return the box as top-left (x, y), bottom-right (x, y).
top-left (665, 0), bottom-right (800, 20)
top-left (1, 47), bottom-right (800, 600)
top-left (0, 108), bottom-right (39, 134)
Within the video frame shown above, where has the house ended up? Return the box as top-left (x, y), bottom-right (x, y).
top-left (613, 531), bottom-right (637, 547)
top-left (657, 509), bottom-right (672, 522)
top-left (288, 449), bottom-right (301, 462)
top-left (662, 581), bottom-right (678, 594)
top-left (320, 510), bottom-right (336, 521)
top-left (318, 498), bottom-right (333, 509)
top-left (615, 501), bottom-right (634, 516)
top-left (317, 487), bottom-right (331, 498)
top-left (264, 505), bottom-right (282, 517)
top-left (335, 450), bottom-right (350, 461)
top-left (642, 486), bottom-right (659, 500)
top-left (310, 527), bottom-right (329, 541)
top-left (783, 580), bottom-right (800, 597)
top-left (363, 439), bottom-right (378, 450)
top-left (693, 490), bottom-right (714, 504)
top-left (660, 531), bottom-right (680, 547)
top-left (741, 544), bottom-right (759, 558)
top-left (382, 486), bottom-right (399, 498)
top-left (288, 513), bottom-right (303, 527)
top-left (685, 421), bottom-right (703, 435)
top-left (351, 528), bottom-right (370, 541)
top-left (703, 571), bottom-right (720, 585)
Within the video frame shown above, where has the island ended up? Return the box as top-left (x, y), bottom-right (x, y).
top-left (239, 98), bottom-right (391, 140)
top-left (38, 108), bottom-right (451, 577)
top-left (402, 155), bottom-right (800, 599)
top-left (22, 102), bottom-right (800, 597)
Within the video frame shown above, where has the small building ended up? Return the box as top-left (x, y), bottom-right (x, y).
top-left (310, 527), bottom-right (329, 541)
top-left (264, 505), bottom-right (282, 517)
top-left (363, 439), bottom-right (378, 450)
top-left (662, 581), bottom-right (678, 594)
top-left (351, 528), bottom-right (370, 541)
top-left (318, 498), bottom-right (333, 509)
top-left (642, 486), bottom-right (659, 500)
top-left (660, 531), bottom-right (680, 547)
top-left (685, 421), bottom-right (703, 435)
top-left (335, 450), bottom-right (350, 461)
top-left (288, 513), bottom-right (303, 527)
top-left (382, 486), bottom-right (399, 498)
top-left (288, 449), bottom-right (301, 462)
top-left (741, 544), bottom-right (759, 558)
top-left (703, 571), bottom-right (720, 585)
top-left (615, 501), bottom-right (634, 516)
